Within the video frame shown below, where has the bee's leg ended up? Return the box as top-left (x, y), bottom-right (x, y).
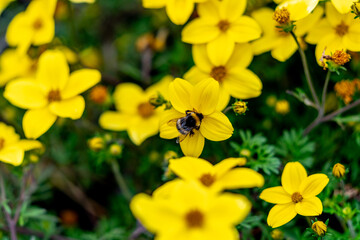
top-left (185, 110), bottom-right (191, 115)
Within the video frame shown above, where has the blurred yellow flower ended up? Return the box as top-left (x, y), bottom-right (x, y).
top-left (88, 137), bottom-right (105, 151)
top-left (306, 3), bottom-right (360, 65)
top-left (131, 180), bottom-right (251, 240)
top-left (159, 78), bottom-right (233, 157)
top-left (270, 229), bottom-right (284, 239)
top-left (4, 50), bottom-right (101, 139)
top-left (332, 163), bottom-right (346, 178)
top-left (142, 0), bottom-right (206, 25)
top-left (169, 157), bottom-right (264, 193)
top-left (312, 220), bottom-right (327, 236)
top-left (70, 0), bottom-right (96, 3)
top-left (0, 49), bottom-right (35, 86)
top-left (184, 44), bottom-right (262, 110)
top-left (275, 0), bottom-right (319, 21)
top-left (0, 0), bottom-right (14, 15)
top-left (182, 0), bottom-right (261, 65)
top-left (331, 0), bottom-right (354, 14)
top-left (275, 99), bottom-right (290, 115)
top-left (99, 75), bottom-right (173, 146)
top-left (6, 0), bottom-right (57, 54)
top-left (260, 162), bottom-right (329, 228)
top-left (334, 79), bottom-right (360, 104)
top-left (252, 7), bottom-right (323, 62)
top-left (0, 122), bottom-right (42, 166)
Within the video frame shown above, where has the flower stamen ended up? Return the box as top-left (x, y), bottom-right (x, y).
top-left (291, 192), bottom-right (303, 203)
top-left (48, 90), bottom-right (62, 102)
top-left (335, 21), bottom-right (349, 37)
top-left (138, 102), bottom-right (155, 118)
top-left (33, 19), bottom-right (43, 30)
top-left (185, 210), bottom-right (204, 228)
top-left (218, 20), bottom-right (230, 32)
top-left (199, 173), bottom-right (215, 187)
top-left (273, 8), bottom-right (290, 24)
top-left (210, 66), bottom-right (227, 83)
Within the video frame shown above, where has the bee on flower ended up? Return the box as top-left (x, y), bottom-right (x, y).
top-left (260, 161), bottom-right (329, 228)
top-left (160, 78), bottom-right (234, 157)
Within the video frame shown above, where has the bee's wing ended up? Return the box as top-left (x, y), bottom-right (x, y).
top-left (176, 134), bottom-right (188, 144)
top-left (167, 119), bottom-right (178, 126)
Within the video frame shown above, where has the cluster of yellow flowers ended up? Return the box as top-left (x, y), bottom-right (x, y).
top-left (334, 79), bottom-right (360, 104)
top-left (0, 0), bottom-right (99, 165)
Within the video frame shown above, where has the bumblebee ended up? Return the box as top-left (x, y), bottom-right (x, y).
top-left (168, 110), bottom-right (204, 143)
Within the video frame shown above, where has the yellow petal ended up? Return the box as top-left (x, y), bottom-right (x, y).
top-left (200, 111), bottom-right (233, 141)
top-left (180, 131), bottom-right (205, 157)
top-left (260, 186), bottom-right (292, 204)
top-left (220, 168), bottom-right (264, 189)
top-left (331, 0), bottom-right (353, 14)
top-left (32, 16), bottom-right (55, 46)
top-left (15, 140), bottom-right (42, 151)
top-left (99, 111), bottom-right (133, 131)
top-left (222, 69), bottom-right (262, 99)
top-left (226, 43), bottom-right (253, 69)
top-left (23, 107), bottom-right (57, 139)
top-left (168, 78), bottom-right (193, 113)
top-left (315, 34), bottom-right (344, 65)
top-left (142, 0), bottom-right (166, 8)
top-left (61, 69), bottom-right (101, 99)
top-left (166, 0), bottom-right (194, 25)
top-left (208, 193), bottom-right (251, 225)
top-left (128, 116), bottom-right (160, 145)
top-left (113, 83), bottom-right (146, 114)
top-left (267, 203), bottom-right (297, 228)
top-left (251, 36), bottom-right (279, 56)
top-left (219, 0), bottom-right (246, 22)
top-left (325, 2), bottom-right (345, 27)
top-left (183, 67), bottom-right (209, 84)
top-left (159, 109), bottom-right (183, 139)
top-left (5, 12), bottom-right (33, 47)
top-left (4, 79), bottom-right (47, 109)
top-left (207, 33), bottom-right (235, 66)
top-left (153, 179), bottom-right (183, 199)
top-left (214, 157), bottom-right (246, 178)
top-left (228, 16), bottom-right (262, 43)
top-left (278, 0), bottom-right (319, 21)
top-left (197, 0), bottom-right (220, 23)
top-left (169, 157), bottom-right (214, 180)
top-left (191, 78), bottom-right (219, 115)
top-left (295, 6), bottom-right (324, 36)
top-left (49, 96), bottom-right (85, 119)
top-left (281, 162), bottom-right (307, 195)
top-left (305, 18), bottom-right (332, 44)
top-left (36, 50), bottom-right (69, 91)
top-left (217, 86), bottom-right (231, 111)
top-left (295, 197), bottom-right (323, 216)
top-left (344, 33), bottom-right (360, 52)
top-left (182, 19), bottom-right (220, 44)
top-left (146, 75), bottom-right (173, 99)
top-left (271, 37), bottom-right (298, 62)
top-left (192, 44), bottom-right (213, 72)
top-left (130, 193), bottom-right (182, 233)
top-left (299, 174), bottom-right (329, 198)
top-left (0, 146), bottom-right (24, 166)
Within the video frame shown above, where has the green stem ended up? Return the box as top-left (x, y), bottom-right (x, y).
top-left (320, 71), bottom-right (331, 115)
top-left (110, 159), bottom-right (132, 201)
top-left (290, 31), bottom-right (320, 108)
top-left (347, 219), bottom-right (356, 239)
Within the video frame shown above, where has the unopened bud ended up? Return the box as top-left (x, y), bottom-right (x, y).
top-left (332, 163), bottom-right (346, 178)
top-left (233, 101), bottom-right (248, 115)
top-left (312, 221), bottom-right (327, 236)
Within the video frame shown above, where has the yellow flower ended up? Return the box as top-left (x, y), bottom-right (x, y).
top-left (312, 220), bottom-right (327, 236)
top-left (306, 3), bottom-right (360, 65)
top-left (184, 44), bottom-right (262, 110)
top-left (88, 137), bottom-right (105, 151)
top-left (4, 50), bottom-right (101, 139)
top-left (331, 0), bottom-right (355, 14)
top-left (260, 162), bottom-right (329, 228)
top-left (271, 229), bottom-right (284, 240)
top-left (275, 100), bottom-right (290, 115)
top-left (159, 78), bottom-right (234, 157)
top-left (276, 0), bottom-right (319, 21)
top-left (0, 122), bottom-right (42, 166)
top-left (99, 75), bottom-right (173, 146)
top-left (131, 180), bottom-right (251, 240)
top-left (169, 157), bottom-right (264, 193)
top-left (142, 0), bottom-right (206, 25)
top-left (0, 0), bottom-right (14, 15)
top-left (6, 0), bottom-right (57, 54)
top-left (0, 49), bottom-right (35, 86)
top-left (70, 0), bottom-right (95, 3)
top-left (251, 7), bottom-right (323, 62)
top-left (332, 163), bottom-right (346, 178)
top-left (182, 0), bottom-right (261, 65)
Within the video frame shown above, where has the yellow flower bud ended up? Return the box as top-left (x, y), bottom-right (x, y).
top-left (332, 163), bottom-right (345, 178)
top-left (273, 8), bottom-right (290, 25)
top-left (233, 101), bottom-right (247, 115)
top-left (164, 151), bottom-right (178, 163)
top-left (29, 154), bottom-right (39, 163)
top-left (109, 144), bottom-right (122, 156)
top-left (88, 137), bottom-right (104, 151)
top-left (271, 229), bottom-right (284, 240)
top-left (266, 95), bottom-right (277, 107)
top-left (312, 220), bottom-right (327, 236)
top-left (240, 149), bottom-right (251, 158)
top-left (89, 85), bottom-right (108, 104)
top-left (275, 100), bottom-right (290, 115)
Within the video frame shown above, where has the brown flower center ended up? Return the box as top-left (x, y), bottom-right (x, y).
top-left (199, 173), bottom-right (215, 187)
top-left (335, 21), bottom-right (349, 37)
top-left (137, 102), bottom-right (155, 118)
top-left (48, 90), bottom-right (62, 102)
top-left (291, 192), bottom-right (303, 203)
top-left (33, 19), bottom-right (43, 30)
top-left (218, 20), bottom-right (230, 32)
top-left (210, 66), bottom-right (227, 82)
top-left (185, 210), bottom-right (204, 228)
top-left (0, 138), bottom-right (5, 150)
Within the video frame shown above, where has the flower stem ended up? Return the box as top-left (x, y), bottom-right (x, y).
top-left (0, 172), bottom-right (17, 240)
top-left (320, 71), bottom-right (331, 115)
top-left (110, 159), bottom-right (132, 201)
top-left (347, 219), bottom-right (356, 238)
top-left (290, 31), bottom-right (320, 108)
